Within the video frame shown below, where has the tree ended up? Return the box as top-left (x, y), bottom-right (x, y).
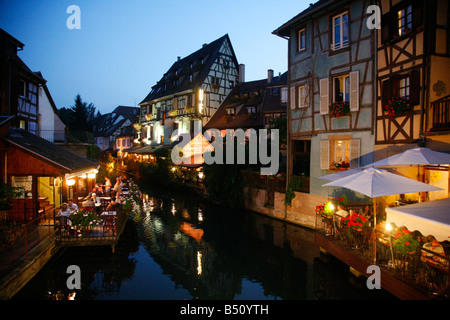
top-left (69, 94), bottom-right (96, 132)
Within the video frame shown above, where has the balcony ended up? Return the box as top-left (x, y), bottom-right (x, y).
top-left (39, 130), bottom-right (67, 143)
top-left (430, 95), bottom-right (450, 131)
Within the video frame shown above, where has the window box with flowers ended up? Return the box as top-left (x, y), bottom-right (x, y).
top-left (330, 160), bottom-right (350, 171)
top-left (329, 101), bottom-right (350, 118)
top-left (383, 96), bottom-right (410, 119)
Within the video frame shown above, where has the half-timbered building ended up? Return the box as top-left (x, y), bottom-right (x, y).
top-left (376, 0), bottom-right (450, 155)
top-left (274, 0), bottom-right (377, 197)
top-left (138, 34), bottom-right (240, 149)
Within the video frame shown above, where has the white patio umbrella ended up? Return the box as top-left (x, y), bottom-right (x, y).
top-left (363, 147), bottom-right (450, 167)
top-left (318, 167), bottom-right (363, 181)
top-left (322, 167), bottom-right (443, 262)
top-left (322, 167), bottom-right (443, 198)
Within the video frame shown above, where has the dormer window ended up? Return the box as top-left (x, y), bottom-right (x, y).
top-left (247, 106), bottom-right (256, 114)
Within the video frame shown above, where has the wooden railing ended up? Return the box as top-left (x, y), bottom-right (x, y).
top-left (430, 95), bottom-right (450, 131)
top-left (315, 212), bottom-right (450, 299)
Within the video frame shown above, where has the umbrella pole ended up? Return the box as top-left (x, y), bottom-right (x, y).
top-left (373, 198), bottom-right (377, 264)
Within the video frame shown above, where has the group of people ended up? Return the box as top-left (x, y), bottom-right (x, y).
top-left (57, 176), bottom-right (126, 223)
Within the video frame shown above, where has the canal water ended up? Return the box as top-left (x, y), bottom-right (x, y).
top-left (13, 184), bottom-right (396, 300)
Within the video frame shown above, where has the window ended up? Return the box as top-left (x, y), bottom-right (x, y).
top-left (320, 137), bottom-right (360, 170)
top-left (334, 139), bottom-right (350, 163)
top-left (226, 108), bottom-right (235, 116)
top-left (397, 5), bottom-right (412, 37)
top-left (332, 12), bottom-right (349, 50)
top-left (398, 76), bottom-right (410, 98)
top-left (247, 106), bottom-right (256, 114)
top-left (297, 28), bottom-right (306, 51)
top-left (19, 80), bottom-right (26, 97)
top-left (281, 87), bottom-right (288, 103)
top-left (333, 74), bottom-right (350, 102)
top-left (189, 74), bottom-right (193, 83)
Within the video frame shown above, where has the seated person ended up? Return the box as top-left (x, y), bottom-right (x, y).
top-left (422, 235), bottom-right (447, 265)
top-left (106, 199), bottom-right (121, 211)
top-left (85, 187), bottom-right (98, 200)
top-left (91, 193), bottom-right (101, 206)
top-left (335, 204), bottom-right (349, 218)
top-left (57, 203), bottom-right (71, 225)
top-left (57, 203), bottom-right (71, 218)
top-left (95, 186), bottom-right (104, 197)
top-left (82, 193), bottom-right (100, 207)
top-left (67, 199), bottom-right (78, 212)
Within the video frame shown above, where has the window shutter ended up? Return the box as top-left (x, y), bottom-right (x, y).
top-left (412, 0), bottom-right (423, 30)
top-left (320, 78), bottom-right (329, 115)
top-left (349, 71), bottom-right (359, 111)
top-left (304, 84), bottom-right (310, 108)
top-left (381, 11), bottom-right (393, 44)
top-left (290, 86), bottom-right (296, 109)
top-left (381, 79), bottom-right (392, 111)
top-left (409, 69), bottom-right (421, 106)
top-left (173, 97), bottom-right (178, 110)
top-left (320, 140), bottom-right (330, 170)
top-left (350, 138), bottom-right (360, 168)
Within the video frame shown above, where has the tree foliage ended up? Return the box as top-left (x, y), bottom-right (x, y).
top-left (59, 94), bottom-right (99, 132)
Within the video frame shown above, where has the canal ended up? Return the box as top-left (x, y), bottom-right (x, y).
top-left (12, 184), bottom-right (396, 300)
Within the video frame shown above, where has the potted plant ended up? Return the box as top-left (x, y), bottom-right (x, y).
top-left (384, 96), bottom-right (410, 118)
top-left (393, 228), bottom-right (420, 255)
top-left (70, 208), bottom-right (100, 235)
top-left (341, 211), bottom-right (368, 232)
top-left (329, 101), bottom-right (350, 118)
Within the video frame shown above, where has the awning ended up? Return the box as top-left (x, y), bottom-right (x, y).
top-left (385, 197), bottom-right (450, 242)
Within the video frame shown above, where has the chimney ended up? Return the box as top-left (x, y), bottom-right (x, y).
top-left (238, 64), bottom-right (245, 83)
top-left (177, 56), bottom-right (181, 61)
top-left (268, 69), bottom-right (274, 83)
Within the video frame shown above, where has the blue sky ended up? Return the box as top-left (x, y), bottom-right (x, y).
top-left (0, 0), bottom-right (309, 115)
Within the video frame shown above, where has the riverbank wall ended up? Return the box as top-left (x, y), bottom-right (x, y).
top-left (243, 187), bottom-right (327, 230)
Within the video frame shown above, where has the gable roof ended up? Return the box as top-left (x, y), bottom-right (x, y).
top-left (140, 34), bottom-right (238, 104)
top-left (204, 79), bottom-right (268, 130)
top-left (5, 128), bottom-right (98, 173)
top-left (272, 0), bottom-right (333, 38)
top-left (261, 71), bottom-right (288, 113)
top-left (94, 106), bottom-right (139, 137)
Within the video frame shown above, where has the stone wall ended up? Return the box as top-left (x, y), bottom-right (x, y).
top-left (244, 187), bottom-right (327, 230)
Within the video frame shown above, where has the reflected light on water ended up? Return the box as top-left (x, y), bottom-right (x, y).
top-left (197, 251), bottom-right (202, 276)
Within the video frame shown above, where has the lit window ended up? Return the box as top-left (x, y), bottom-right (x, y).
top-left (332, 12), bottom-right (349, 50)
top-left (226, 108), bottom-right (235, 115)
top-left (398, 5), bottom-right (412, 36)
top-left (333, 74), bottom-right (350, 102)
top-left (335, 139), bottom-right (350, 163)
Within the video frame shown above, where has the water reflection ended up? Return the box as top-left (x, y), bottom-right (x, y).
top-left (13, 185), bottom-right (396, 300)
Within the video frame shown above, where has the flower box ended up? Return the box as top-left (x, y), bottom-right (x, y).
top-left (329, 101), bottom-right (350, 118)
top-left (384, 96), bottom-right (410, 118)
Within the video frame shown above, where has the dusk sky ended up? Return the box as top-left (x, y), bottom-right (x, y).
top-left (0, 0), bottom-right (310, 115)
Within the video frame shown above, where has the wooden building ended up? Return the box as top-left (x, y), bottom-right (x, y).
top-left (1, 128), bottom-right (98, 223)
top-left (376, 0), bottom-right (450, 154)
top-left (375, 0), bottom-right (450, 201)
top-left (0, 28), bottom-right (98, 223)
top-left (137, 34), bottom-right (240, 150)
